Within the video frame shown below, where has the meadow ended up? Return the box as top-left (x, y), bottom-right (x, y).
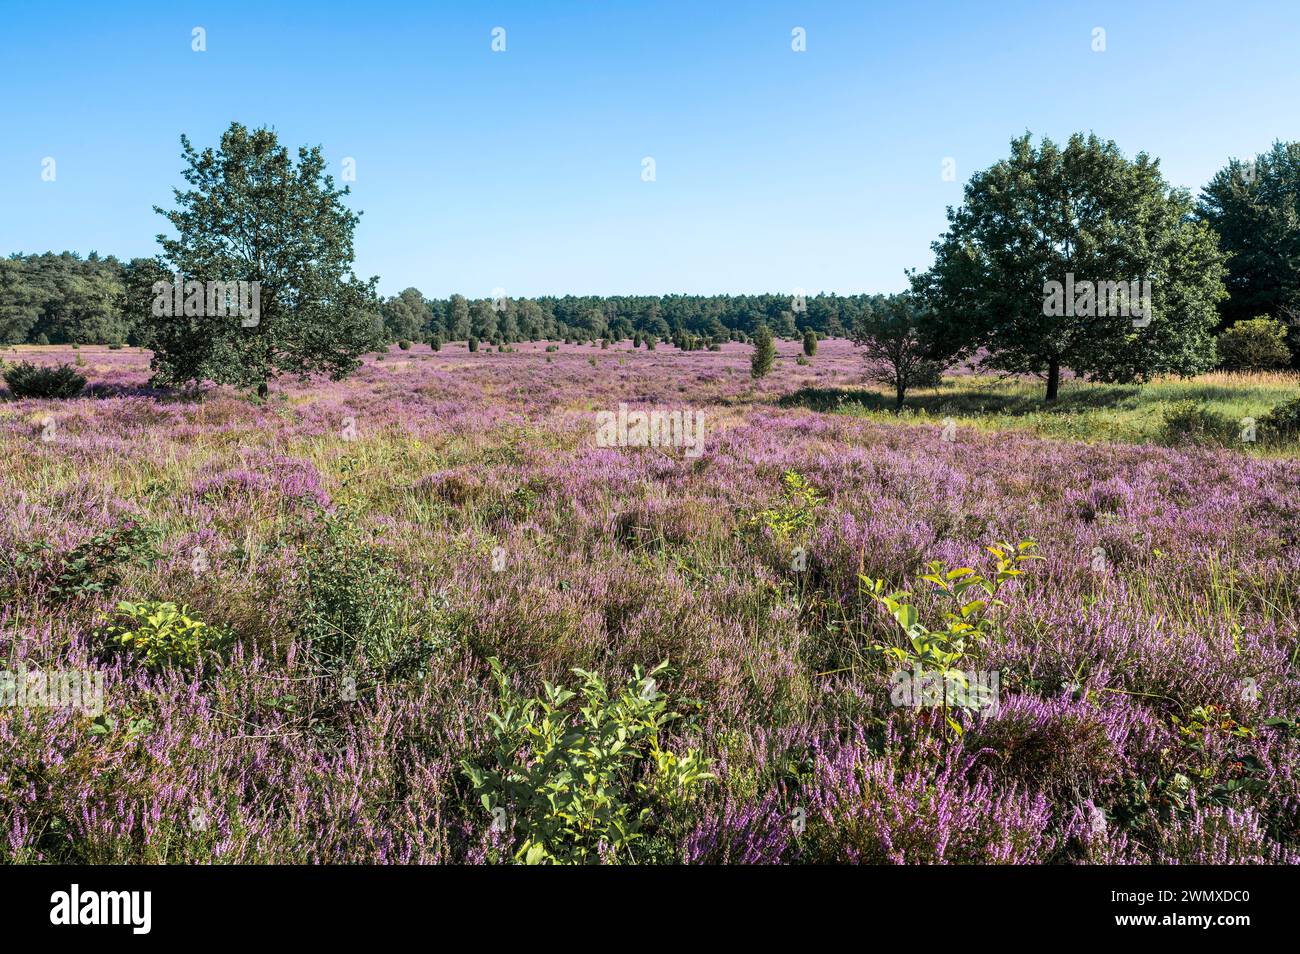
top-left (2, 338), bottom-right (1298, 863)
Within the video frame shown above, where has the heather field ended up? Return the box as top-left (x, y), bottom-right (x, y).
top-left (3, 338), bottom-right (1298, 864)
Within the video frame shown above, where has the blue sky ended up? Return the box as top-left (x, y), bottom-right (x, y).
top-left (2, 0), bottom-right (1297, 297)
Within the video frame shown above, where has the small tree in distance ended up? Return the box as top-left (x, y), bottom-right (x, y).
top-left (751, 325), bottom-right (775, 378)
top-left (853, 293), bottom-right (948, 409)
top-left (802, 329), bottom-right (818, 357)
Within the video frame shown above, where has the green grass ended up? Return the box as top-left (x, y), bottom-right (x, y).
top-left (780, 370), bottom-right (1300, 452)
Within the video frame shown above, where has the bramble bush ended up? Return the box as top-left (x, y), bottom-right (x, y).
top-left (1160, 400), bottom-right (1235, 446)
top-left (1260, 394), bottom-right (1300, 442)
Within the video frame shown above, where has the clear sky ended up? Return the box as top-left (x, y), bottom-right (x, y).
top-left (2, 0), bottom-right (1297, 298)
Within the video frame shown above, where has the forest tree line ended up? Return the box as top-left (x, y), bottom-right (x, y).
top-left (0, 253), bottom-right (866, 347)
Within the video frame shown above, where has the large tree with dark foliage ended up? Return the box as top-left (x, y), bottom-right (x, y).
top-left (1199, 141), bottom-right (1300, 363)
top-left (150, 122), bottom-right (380, 395)
top-left (916, 133), bottom-right (1227, 400)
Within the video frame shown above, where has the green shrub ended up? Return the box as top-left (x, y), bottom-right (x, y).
top-left (750, 325), bottom-right (775, 379)
top-left (100, 600), bottom-right (218, 670)
top-left (468, 336), bottom-right (479, 353)
top-left (48, 523), bottom-right (161, 603)
top-left (1216, 317), bottom-right (1291, 370)
top-left (1260, 395), bottom-right (1300, 442)
top-left (1160, 400), bottom-right (1235, 446)
top-left (463, 658), bottom-right (712, 864)
top-left (861, 542), bottom-right (1040, 736)
top-left (545, 344), bottom-right (559, 353)
top-left (750, 470), bottom-right (824, 538)
top-left (3, 362), bottom-right (87, 399)
top-left (429, 335), bottom-right (442, 352)
top-left (397, 339), bottom-right (412, 351)
top-left (803, 329), bottom-right (818, 357)
top-left (297, 511), bottom-right (451, 679)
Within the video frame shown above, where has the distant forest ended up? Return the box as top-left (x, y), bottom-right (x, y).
top-left (0, 251), bottom-right (868, 346)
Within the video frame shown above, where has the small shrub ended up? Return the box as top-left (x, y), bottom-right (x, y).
top-left (862, 542), bottom-right (1041, 735)
top-left (3, 362), bottom-right (86, 399)
top-left (796, 354), bottom-right (810, 365)
top-left (545, 344), bottom-right (559, 353)
top-left (803, 329), bottom-right (818, 357)
top-left (99, 600), bottom-right (218, 670)
top-left (1259, 394), bottom-right (1300, 442)
top-left (751, 325), bottom-right (775, 378)
top-left (297, 511), bottom-right (448, 678)
top-left (397, 339), bottom-right (412, 351)
top-left (429, 335), bottom-right (442, 352)
top-left (463, 658), bottom-right (711, 864)
top-left (750, 470), bottom-right (824, 537)
top-left (468, 337), bottom-right (479, 353)
top-left (48, 523), bottom-right (161, 603)
top-left (1160, 401), bottom-right (1235, 447)
top-left (1216, 317), bottom-right (1291, 370)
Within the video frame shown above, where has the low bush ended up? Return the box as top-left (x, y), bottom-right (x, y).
top-left (3, 362), bottom-right (87, 398)
top-left (1216, 316), bottom-right (1291, 370)
top-left (1259, 394), bottom-right (1300, 442)
top-left (1160, 400), bottom-right (1235, 447)
top-left (99, 600), bottom-right (220, 670)
top-left (463, 658), bottom-right (711, 864)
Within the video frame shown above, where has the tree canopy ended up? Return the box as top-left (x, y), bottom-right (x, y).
top-left (148, 122), bottom-right (381, 394)
top-left (1199, 141), bottom-right (1300, 363)
top-left (917, 133), bottom-right (1228, 400)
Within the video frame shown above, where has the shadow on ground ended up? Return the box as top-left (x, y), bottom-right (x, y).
top-left (778, 382), bottom-right (1144, 416)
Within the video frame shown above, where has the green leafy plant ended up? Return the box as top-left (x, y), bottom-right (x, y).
top-left (48, 523), bottom-right (161, 603)
top-left (860, 541), bottom-right (1040, 734)
top-left (99, 600), bottom-right (219, 670)
top-left (2, 362), bottom-right (86, 399)
top-left (463, 658), bottom-right (712, 864)
top-left (751, 470), bottom-right (824, 537)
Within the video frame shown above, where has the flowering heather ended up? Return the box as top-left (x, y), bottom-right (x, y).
top-left (1, 339), bottom-right (1298, 864)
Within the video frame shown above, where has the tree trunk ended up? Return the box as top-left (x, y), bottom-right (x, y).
top-left (1045, 358), bottom-right (1060, 402)
top-left (895, 382), bottom-right (906, 409)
